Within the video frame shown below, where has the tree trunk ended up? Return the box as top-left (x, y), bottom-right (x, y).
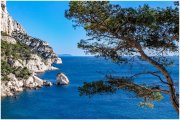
top-left (134, 42), bottom-right (179, 114)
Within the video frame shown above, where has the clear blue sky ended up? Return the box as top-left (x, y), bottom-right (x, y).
top-left (7, 1), bottom-right (175, 56)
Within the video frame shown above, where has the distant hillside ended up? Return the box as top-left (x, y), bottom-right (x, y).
top-left (59, 54), bottom-right (73, 56)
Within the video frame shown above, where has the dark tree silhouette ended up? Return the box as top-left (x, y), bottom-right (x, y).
top-left (65, 1), bottom-right (179, 113)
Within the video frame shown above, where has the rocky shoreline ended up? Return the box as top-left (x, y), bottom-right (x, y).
top-left (1, 35), bottom-right (62, 97)
top-left (1, 72), bottom-right (70, 97)
top-left (1, 1), bottom-right (68, 97)
top-left (1, 74), bottom-right (51, 97)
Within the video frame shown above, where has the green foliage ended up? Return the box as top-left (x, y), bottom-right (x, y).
top-left (138, 92), bottom-right (163, 108)
top-left (1, 60), bottom-right (32, 80)
top-left (66, 1), bottom-right (177, 112)
top-left (78, 76), bottom-right (164, 108)
top-left (1, 76), bottom-right (11, 81)
top-left (13, 67), bottom-right (31, 79)
top-left (1, 31), bottom-right (9, 36)
top-left (139, 102), bottom-right (154, 108)
top-left (1, 41), bottom-right (31, 60)
top-left (1, 3), bottom-right (5, 11)
top-left (65, 1), bottom-right (179, 62)
top-left (78, 81), bottom-right (116, 96)
top-left (1, 60), bottom-right (14, 77)
top-left (1, 41), bottom-right (32, 81)
top-left (152, 92), bottom-right (164, 101)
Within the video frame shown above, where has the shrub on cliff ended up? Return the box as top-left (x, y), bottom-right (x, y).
top-left (1, 40), bottom-right (31, 60)
top-left (1, 39), bottom-right (32, 81)
top-left (1, 31), bottom-right (9, 36)
top-left (13, 67), bottom-right (32, 79)
top-left (1, 60), bottom-right (14, 77)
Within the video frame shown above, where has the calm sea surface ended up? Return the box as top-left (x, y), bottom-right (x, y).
top-left (1, 56), bottom-right (179, 119)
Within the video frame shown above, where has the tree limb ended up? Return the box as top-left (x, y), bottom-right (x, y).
top-left (130, 71), bottom-right (170, 85)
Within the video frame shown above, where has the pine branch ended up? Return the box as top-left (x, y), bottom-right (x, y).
top-left (130, 71), bottom-right (169, 85)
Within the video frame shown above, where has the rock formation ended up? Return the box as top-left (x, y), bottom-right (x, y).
top-left (11, 31), bottom-right (62, 65)
top-left (1, 0), bottom-right (26, 35)
top-left (1, 1), bottom-right (61, 97)
top-left (56, 73), bottom-right (70, 85)
top-left (44, 81), bottom-right (53, 87)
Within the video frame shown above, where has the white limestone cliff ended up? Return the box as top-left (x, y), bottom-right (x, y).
top-left (1, 1), bottom-right (62, 97)
top-left (1, 0), bottom-right (26, 35)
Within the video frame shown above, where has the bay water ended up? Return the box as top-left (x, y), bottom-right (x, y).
top-left (1, 56), bottom-right (179, 119)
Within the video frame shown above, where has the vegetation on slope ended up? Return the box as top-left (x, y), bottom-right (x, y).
top-left (1, 40), bottom-right (32, 60)
top-left (1, 40), bottom-right (32, 81)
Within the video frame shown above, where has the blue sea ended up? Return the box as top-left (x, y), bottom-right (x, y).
top-left (1, 56), bottom-right (179, 119)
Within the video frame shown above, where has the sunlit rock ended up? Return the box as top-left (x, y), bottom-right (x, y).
top-left (56, 73), bottom-right (69, 85)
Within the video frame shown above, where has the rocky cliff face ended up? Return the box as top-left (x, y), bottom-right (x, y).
top-left (11, 31), bottom-right (62, 65)
top-left (1, 1), bottom-right (61, 97)
top-left (1, 1), bottom-right (61, 65)
top-left (1, 1), bottom-right (26, 35)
